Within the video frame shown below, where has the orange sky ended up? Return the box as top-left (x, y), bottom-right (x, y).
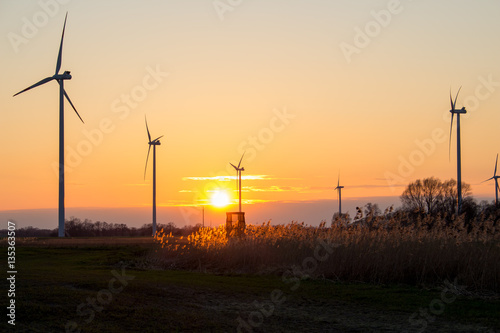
top-left (1, 1), bottom-right (500, 227)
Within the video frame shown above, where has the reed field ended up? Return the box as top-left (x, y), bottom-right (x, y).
top-left (150, 214), bottom-right (500, 293)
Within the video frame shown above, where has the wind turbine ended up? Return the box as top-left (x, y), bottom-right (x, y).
top-left (230, 153), bottom-right (245, 212)
top-left (448, 87), bottom-right (467, 214)
top-left (13, 13), bottom-right (84, 237)
top-left (335, 173), bottom-right (344, 218)
top-left (482, 154), bottom-right (500, 205)
top-left (144, 116), bottom-right (163, 236)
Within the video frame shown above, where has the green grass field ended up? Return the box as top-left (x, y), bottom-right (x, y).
top-left (3, 238), bottom-right (500, 332)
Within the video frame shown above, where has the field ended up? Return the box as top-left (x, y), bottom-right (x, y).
top-left (3, 219), bottom-right (500, 333)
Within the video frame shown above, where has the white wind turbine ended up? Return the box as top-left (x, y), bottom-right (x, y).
top-left (144, 116), bottom-right (163, 236)
top-left (230, 153), bottom-right (245, 212)
top-left (482, 154), bottom-right (500, 205)
top-left (13, 13), bottom-right (84, 237)
top-left (448, 87), bottom-right (467, 214)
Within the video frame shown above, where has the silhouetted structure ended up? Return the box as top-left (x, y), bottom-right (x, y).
top-left (229, 153), bottom-right (245, 213)
top-left (144, 116), bottom-right (163, 236)
top-left (225, 212), bottom-right (245, 237)
top-left (482, 153), bottom-right (500, 205)
top-left (334, 172), bottom-right (345, 220)
top-left (13, 13), bottom-right (84, 237)
top-left (448, 88), bottom-right (467, 214)
top-left (227, 154), bottom-right (246, 236)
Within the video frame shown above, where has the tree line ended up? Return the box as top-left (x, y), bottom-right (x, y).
top-left (0, 218), bottom-right (201, 238)
top-left (337, 177), bottom-right (499, 229)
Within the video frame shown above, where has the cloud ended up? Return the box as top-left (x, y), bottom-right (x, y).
top-left (245, 185), bottom-right (307, 192)
top-left (182, 175), bottom-right (271, 182)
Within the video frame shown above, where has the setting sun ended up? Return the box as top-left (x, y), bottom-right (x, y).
top-left (211, 190), bottom-right (230, 208)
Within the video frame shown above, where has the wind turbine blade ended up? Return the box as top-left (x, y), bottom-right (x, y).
top-left (55, 12), bottom-right (68, 75)
top-left (13, 77), bottom-right (54, 96)
top-left (450, 89), bottom-right (454, 109)
top-left (481, 177), bottom-right (494, 184)
top-left (144, 145), bottom-right (151, 180)
top-left (495, 154), bottom-right (498, 176)
top-left (154, 135), bottom-right (164, 142)
top-left (448, 114), bottom-right (454, 161)
top-left (229, 162), bottom-right (239, 189)
top-left (145, 116), bottom-right (151, 142)
top-left (453, 86), bottom-right (462, 109)
top-left (237, 152), bottom-right (245, 168)
top-left (337, 171), bottom-right (340, 188)
top-left (62, 88), bottom-right (84, 123)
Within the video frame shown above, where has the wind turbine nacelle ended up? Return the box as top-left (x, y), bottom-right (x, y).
top-left (54, 71), bottom-right (72, 80)
top-left (450, 108), bottom-right (467, 114)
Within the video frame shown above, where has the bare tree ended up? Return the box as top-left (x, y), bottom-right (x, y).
top-left (422, 177), bottom-right (442, 215)
top-left (401, 177), bottom-right (471, 216)
top-left (400, 179), bottom-right (425, 213)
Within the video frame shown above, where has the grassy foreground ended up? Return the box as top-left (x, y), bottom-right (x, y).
top-left (2, 238), bottom-right (500, 332)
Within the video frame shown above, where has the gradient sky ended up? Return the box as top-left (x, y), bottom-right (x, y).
top-left (1, 1), bottom-right (500, 228)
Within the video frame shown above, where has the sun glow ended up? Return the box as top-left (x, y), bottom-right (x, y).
top-left (211, 190), bottom-right (230, 208)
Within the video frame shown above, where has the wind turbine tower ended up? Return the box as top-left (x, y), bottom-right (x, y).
top-left (449, 88), bottom-right (467, 214)
top-left (230, 153), bottom-right (245, 212)
top-left (144, 116), bottom-right (163, 236)
top-left (335, 174), bottom-right (345, 217)
top-left (13, 13), bottom-right (84, 237)
top-left (483, 154), bottom-right (500, 205)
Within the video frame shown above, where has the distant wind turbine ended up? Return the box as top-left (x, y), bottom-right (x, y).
top-left (482, 154), bottom-right (500, 205)
top-left (13, 13), bottom-right (84, 237)
top-left (335, 173), bottom-right (344, 218)
top-left (144, 116), bottom-right (163, 236)
top-left (448, 87), bottom-right (467, 214)
top-left (230, 153), bottom-right (245, 212)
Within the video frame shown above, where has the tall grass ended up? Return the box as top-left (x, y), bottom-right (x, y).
top-left (150, 214), bottom-right (500, 292)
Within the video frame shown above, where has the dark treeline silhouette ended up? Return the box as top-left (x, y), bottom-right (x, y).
top-left (0, 217), bottom-right (202, 238)
top-left (400, 177), bottom-right (473, 217)
top-left (332, 177), bottom-right (500, 231)
top-left (399, 177), bottom-right (500, 228)
top-left (335, 177), bottom-right (500, 231)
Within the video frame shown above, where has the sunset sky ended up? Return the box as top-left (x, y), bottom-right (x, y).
top-left (1, 1), bottom-right (500, 228)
